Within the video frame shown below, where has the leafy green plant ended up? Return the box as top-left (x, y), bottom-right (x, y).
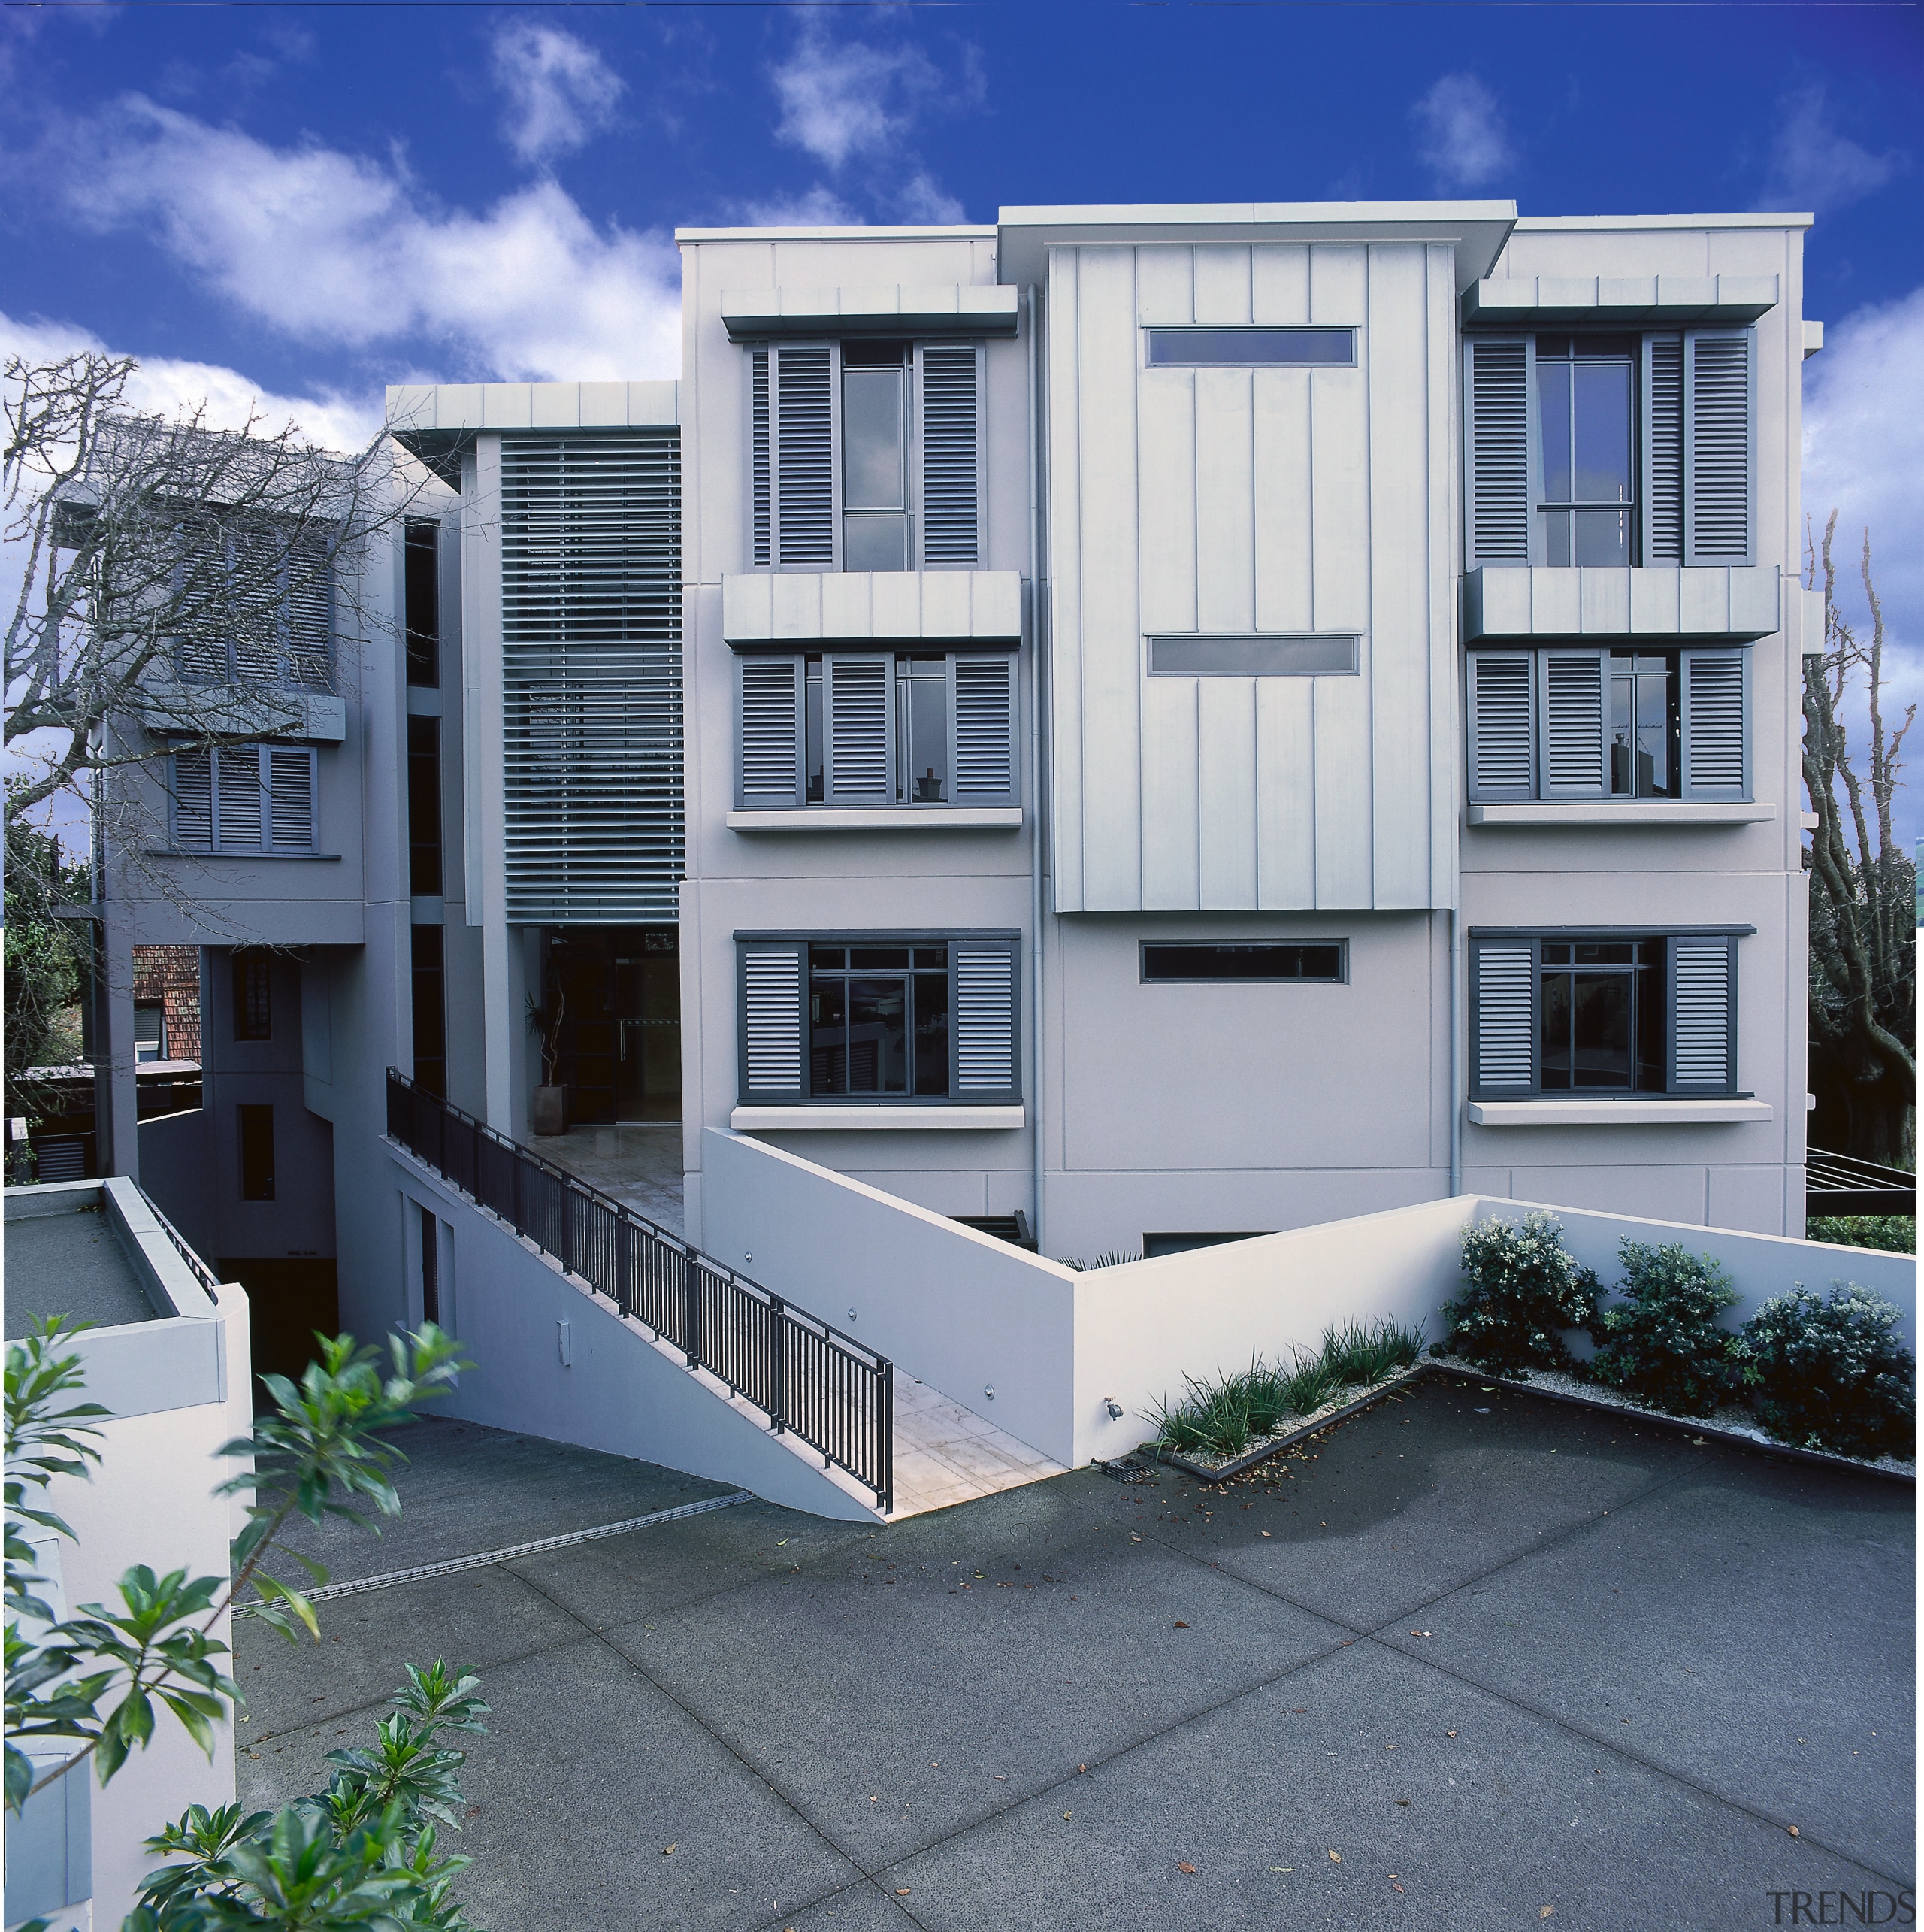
top-left (1441, 1212), bottom-right (1601, 1377)
top-left (1321, 1316), bottom-right (1425, 1388)
top-left (1740, 1282), bottom-right (1916, 1460)
top-left (1586, 1241), bottom-right (1742, 1418)
top-left (1806, 1216), bottom-right (1915, 1255)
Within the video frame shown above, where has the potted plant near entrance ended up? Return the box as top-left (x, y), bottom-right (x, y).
top-left (527, 986), bottom-right (568, 1134)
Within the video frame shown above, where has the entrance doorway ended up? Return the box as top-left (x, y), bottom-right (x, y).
top-left (543, 927), bottom-right (681, 1124)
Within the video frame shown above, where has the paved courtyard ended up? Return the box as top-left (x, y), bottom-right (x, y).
top-left (238, 1376), bottom-right (1913, 1931)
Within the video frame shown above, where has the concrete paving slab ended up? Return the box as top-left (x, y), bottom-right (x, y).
top-left (879, 1637), bottom-right (1898, 1932)
top-left (601, 1507), bottom-right (1351, 1867)
top-left (1151, 1377), bottom-right (1701, 1631)
top-left (1375, 1443), bottom-right (1916, 1880)
top-left (238, 1564), bottom-right (584, 1740)
top-left (776, 1879), bottom-right (923, 1930)
top-left (275, 1416), bottom-right (737, 1584)
top-left (240, 1634), bottom-right (866, 1932)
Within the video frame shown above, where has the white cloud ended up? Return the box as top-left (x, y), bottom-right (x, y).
top-left (492, 20), bottom-right (624, 166)
top-left (731, 186), bottom-right (863, 229)
top-left (771, 26), bottom-right (937, 171)
top-left (1758, 87), bottom-right (1906, 213)
top-left (0, 309), bottom-right (381, 451)
top-left (47, 95), bottom-right (679, 383)
top-left (1410, 74), bottom-right (1514, 192)
top-left (897, 171), bottom-right (967, 225)
top-left (1803, 286), bottom-right (1924, 845)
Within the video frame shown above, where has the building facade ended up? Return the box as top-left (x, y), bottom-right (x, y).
top-left (95, 196), bottom-right (1818, 1364)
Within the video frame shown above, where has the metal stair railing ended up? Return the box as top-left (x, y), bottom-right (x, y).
top-left (385, 1069), bottom-right (891, 1512)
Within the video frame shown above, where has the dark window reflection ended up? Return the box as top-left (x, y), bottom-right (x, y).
top-left (1609, 653), bottom-right (1680, 798)
top-left (809, 944), bottom-right (948, 1097)
top-left (1540, 937), bottom-right (1665, 1092)
top-left (1538, 336), bottom-right (1635, 566)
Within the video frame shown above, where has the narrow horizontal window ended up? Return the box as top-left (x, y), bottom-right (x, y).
top-left (1141, 943), bottom-right (1345, 983)
top-left (1145, 328), bottom-right (1355, 368)
top-left (1149, 634), bottom-right (1357, 678)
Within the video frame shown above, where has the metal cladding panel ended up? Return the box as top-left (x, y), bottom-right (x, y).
top-left (1048, 238), bottom-right (1450, 911)
top-left (500, 432), bottom-right (682, 924)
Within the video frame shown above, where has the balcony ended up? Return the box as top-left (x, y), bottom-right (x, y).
top-left (1463, 566), bottom-right (1780, 643)
top-left (722, 570), bottom-right (1022, 646)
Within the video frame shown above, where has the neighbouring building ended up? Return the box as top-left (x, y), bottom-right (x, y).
top-left (83, 198), bottom-right (1823, 1461)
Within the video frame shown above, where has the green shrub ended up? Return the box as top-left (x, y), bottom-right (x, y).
top-left (1587, 1240), bottom-right (1741, 1417)
top-left (1322, 1315), bottom-right (1425, 1388)
top-left (1741, 1282), bottom-right (1916, 1460)
top-left (1807, 1216), bottom-right (1915, 1255)
top-left (1441, 1211), bottom-right (1601, 1377)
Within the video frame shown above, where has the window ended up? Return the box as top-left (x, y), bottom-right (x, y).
top-left (1145, 328), bottom-right (1354, 367)
top-left (172, 743), bottom-right (317, 852)
top-left (404, 520), bottom-right (440, 687)
top-left (1141, 943), bottom-right (1345, 983)
top-left (233, 954), bottom-right (272, 1040)
top-left (1466, 648), bottom-right (1747, 802)
top-left (238, 1103), bottom-right (275, 1199)
top-left (407, 716), bottom-right (442, 895)
top-left (1464, 330), bottom-right (1753, 568)
top-left (736, 933), bottom-right (1020, 1105)
top-left (1148, 635), bottom-right (1357, 677)
top-left (737, 650), bottom-right (1017, 809)
top-left (1469, 930), bottom-right (1746, 1098)
top-left (133, 1003), bottom-right (166, 1063)
top-left (176, 521), bottom-right (332, 690)
top-left (410, 925), bottom-right (446, 1098)
top-left (747, 341), bottom-right (983, 571)
top-left (418, 1202), bottom-right (440, 1324)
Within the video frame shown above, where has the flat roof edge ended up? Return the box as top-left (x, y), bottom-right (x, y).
top-left (997, 199), bottom-right (1518, 226)
top-left (1512, 213), bottom-right (1814, 231)
top-left (677, 225), bottom-right (997, 243)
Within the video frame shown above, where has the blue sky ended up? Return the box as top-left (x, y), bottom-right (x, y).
top-left (4, 0), bottom-right (1920, 837)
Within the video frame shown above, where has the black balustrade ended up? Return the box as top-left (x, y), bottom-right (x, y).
top-left (385, 1069), bottom-right (891, 1510)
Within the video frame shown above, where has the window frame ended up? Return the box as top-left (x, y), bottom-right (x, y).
top-left (744, 338), bottom-right (987, 574)
top-left (1467, 925), bottom-right (1750, 1101)
top-left (1138, 940), bottom-right (1348, 985)
top-left (1142, 326), bottom-right (1357, 368)
top-left (733, 645), bottom-right (1019, 810)
top-left (734, 929), bottom-right (1021, 1108)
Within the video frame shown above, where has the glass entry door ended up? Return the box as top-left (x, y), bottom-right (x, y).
top-left (616, 934), bottom-right (680, 1122)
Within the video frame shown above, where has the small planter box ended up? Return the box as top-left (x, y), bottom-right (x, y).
top-left (1150, 1364), bottom-right (1427, 1483)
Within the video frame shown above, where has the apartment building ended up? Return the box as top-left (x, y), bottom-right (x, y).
top-left (95, 196), bottom-right (1817, 1370)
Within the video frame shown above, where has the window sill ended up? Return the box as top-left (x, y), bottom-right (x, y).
top-left (1466, 802), bottom-right (1774, 827)
top-left (1466, 1098), bottom-right (1773, 1126)
top-left (147, 849), bottom-right (343, 862)
top-left (731, 1104), bottom-right (1025, 1131)
top-left (727, 807), bottom-right (1022, 831)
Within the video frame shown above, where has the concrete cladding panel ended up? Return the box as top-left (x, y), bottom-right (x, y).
top-left (1047, 240), bottom-right (1457, 913)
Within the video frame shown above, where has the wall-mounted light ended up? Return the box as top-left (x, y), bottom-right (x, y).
top-left (1104, 1398), bottom-right (1124, 1420)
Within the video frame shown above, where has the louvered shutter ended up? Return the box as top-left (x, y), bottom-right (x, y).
top-left (1472, 942), bottom-right (1536, 1093)
top-left (737, 656), bottom-right (804, 806)
top-left (951, 654), bottom-right (1016, 803)
top-left (737, 942), bottom-right (806, 1102)
top-left (174, 747), bottom-right (213, 849)
top-left (824, 653), bottom-right (893, 804)
top-left (1466, 653), bottom-right (1535, 801)
top-left (1642, 335), bottom-right (1685, 564)
top-left (267, 747), bottom-right (316, 850)
top-left (285, 534), bottom-right (332, 689)
top-left (1465, 337), bottom-right (1533, 566)
top-left (216, 745), bottom-right (264, 849)
top-left (1685, 332), bottom-right (1753, 565)
top-left (917, 345), bottom-right (982, 567)
top-left (1680, 650), bottom-right (1748, 800)
top-left (1667, 937), bottom-right (1736, 1095)
top-left (1538, 652), bottom-right (1608, 800)
top-left (951, 940), bottom-right (1021, 1103)
top-left (230, 525), bottom-right (283, 683)
top-left (772, 345), bottom-right (836, 567)
top-left (749, 348), bottom-right (772, 568)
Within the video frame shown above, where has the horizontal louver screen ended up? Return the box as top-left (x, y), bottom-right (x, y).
top-left (1474, 945), bottom-right (1535, 1090)
top-left (740, 658), bottom-right (802, 802)
top-left (1684, 653), bottom-right (1746, 797)
top-left (1469, 654), bottom-right (1534, 800)
top-left (1541, 654), bottom-right (1605, 798)
top-left (952, 656), bottom-right (1015, 801)
top-left (919, 346), bottom-right (980, 566)
top-left (501, 433), bottom-right (682, 923)
top-left (1687, 335), bottom-right (1751, 565)
top-left (826, 656), bottom-right (890, 803)
top-left (1645, 335), bottom-right (1684, 564)
top-left (953, 946), bottom-right (1017, 1095)
top-left (750, 348), bottom-right (772, 568)
top-left (268, 748), bottom-right (315, 850)
top-left (742, 949), bottom-right (803, 1092)
top-left (775, 347), bottom-right (835, 566)
top-left (1671, 940), bottom-right (1733, 1090)
top-left (217, 745), bottom-right (263, 849)
top-left (1468, 338), bottom-right (1531, 565)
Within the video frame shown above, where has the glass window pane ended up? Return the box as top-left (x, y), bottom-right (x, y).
top-left (1538, 360), bottom-right (1573, 501)
top-left (1572, 361), bottom-right (1632, 504)
top-left (843, 368), bottom-right (903, 509)
top-left (1573, 942), bottom-right (1634, 965)
top-left (1540, 972), bottom-right (1572, 1089)
top-left (1611, 673), bottom-right (1635, 796)
top-left (843, 513), bottom-right (907, 572)
top-left (1635, 955), bottom-right (1667, 1090)
top-left (1637, 670), bottom-right (1671, 795)
top-left (1541, 943), bottom-right (1571, 965)
top-left (913, 972), bottom-right (949, 1095)
top-left (848, 978), bottom-right (907, 1093)
top-left (809, 948), bottom-right (845, 969)
top-left (1541, 507), bottom-right (1572, 567)
top-left (1572, 507), bottom-right (1631, 567)
top-left (809, 977), bottom-right (847, 1094)
top-left (912, 946), bottom-right (948, 968)
top-left (1571, 973), bottom-right (1632, 1088)
top-left (849, 948), bottom-right (909, 969)
top-left (905, 670), bottom-right (948, 802)
top-left (1146, 328), bottom-right (1354, 366)
top-left (805, 662), bottom-right (824, 801)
